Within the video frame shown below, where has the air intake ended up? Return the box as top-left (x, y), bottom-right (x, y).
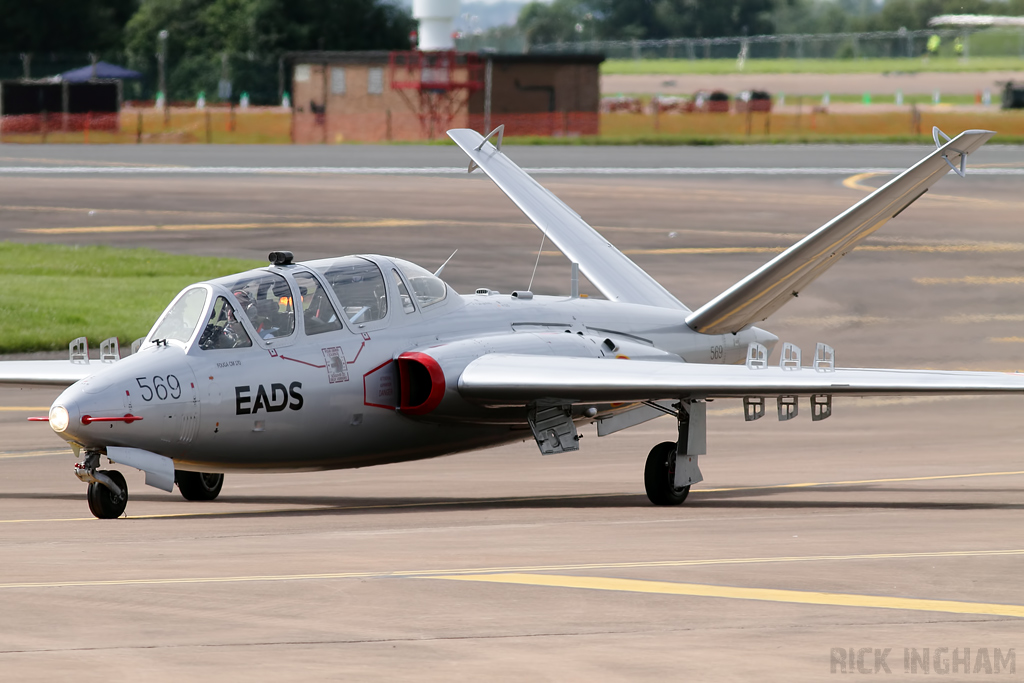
top-left (396, 352), bottom-right (446, 415)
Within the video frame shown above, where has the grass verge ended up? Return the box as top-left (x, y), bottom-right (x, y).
top-left (0, 243), bottom-right (261, 353)
top-left (498, 133), bottom-right (1024, 145)
top-left (602, 57), bottom-right (1024, 75)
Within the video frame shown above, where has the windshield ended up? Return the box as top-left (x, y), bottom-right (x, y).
top-left (395, 259), bottom-right (447, 308)
top-left (150, 287), bottom-right (208, 343)
top-left (225, 272), bottom-right (295, 340)
top-left (314, 258), bottom-right (388, 325)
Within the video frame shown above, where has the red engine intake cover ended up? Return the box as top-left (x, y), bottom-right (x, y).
top-left (396, 352), bottom-right (446, 416)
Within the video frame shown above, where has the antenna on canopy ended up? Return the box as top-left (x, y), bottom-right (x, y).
top-left (434, 249), bottom-right (458, 277)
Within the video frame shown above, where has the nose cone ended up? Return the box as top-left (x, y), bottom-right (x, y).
top-left (47, 347), bottom-right (196, 451)
top-left (49, 383), bottom-right (83, 441)
top-left (49, 376), bottom-right (117, 446)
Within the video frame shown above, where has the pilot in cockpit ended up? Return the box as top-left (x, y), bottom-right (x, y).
top-left (199, 296), bottom-right (252, 350)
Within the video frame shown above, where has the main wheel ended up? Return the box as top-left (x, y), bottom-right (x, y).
top-left (87, 470), bottom-right (128, 519)
top-left (176, 471), bottom-right (224, 501)
top-left (644, 441), bottom-right (690, 506)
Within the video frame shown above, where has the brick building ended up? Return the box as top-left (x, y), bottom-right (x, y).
top-left (287, 51), bottom-right (602, 143)
top-left (467, 54), bottom-right (603, 136)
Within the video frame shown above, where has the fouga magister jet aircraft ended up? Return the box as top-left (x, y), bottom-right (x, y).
top-left (3, 126), bottom-right (1022, 519)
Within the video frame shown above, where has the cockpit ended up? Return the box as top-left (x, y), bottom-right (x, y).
top-left (314, 258), bottom-right (389, 325)
top-left (144, 255), bottom-right (454, 352)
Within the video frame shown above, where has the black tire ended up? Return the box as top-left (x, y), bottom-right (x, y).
top-left (176, 471), bottom-right (224, 501)
top-left (644, 441), bottom-right (690, 506)
top-left (87, 470), bottom-right (128, 519)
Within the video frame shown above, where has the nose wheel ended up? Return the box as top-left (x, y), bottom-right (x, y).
top-left (75, 451), bottom-right (129, 519)
top-left (87, 470), bottom-right (128, 519)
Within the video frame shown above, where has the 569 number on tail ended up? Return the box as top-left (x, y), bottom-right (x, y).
top-left (136, 375), bottom-right (182, 401)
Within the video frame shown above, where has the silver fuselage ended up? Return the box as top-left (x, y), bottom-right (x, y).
top-left (49, 255), bottom-right (776, 472)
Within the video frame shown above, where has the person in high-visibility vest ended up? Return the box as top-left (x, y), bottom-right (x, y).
top-left (954, 37), bottom-right (964, 56)
top-left (927, 34), bottom-right (941, 56)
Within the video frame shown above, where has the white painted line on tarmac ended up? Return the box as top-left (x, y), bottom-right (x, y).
top-left (0, 165), bottom-right (1021, 176)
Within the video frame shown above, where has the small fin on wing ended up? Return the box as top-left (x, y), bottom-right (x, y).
top-left (685, 129), bottom-right (996, 335)
top-left (447, 128), bottom-right (689, 311)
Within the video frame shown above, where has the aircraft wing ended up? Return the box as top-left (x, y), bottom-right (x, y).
top-left (0, 361), bottom-right (94, 386)
top-left (458, 354), bottom-right (1024, 405)
top-left (685, 129), bottom-right (996, 335)
top-left (448, 128), bottom-right (689, 311)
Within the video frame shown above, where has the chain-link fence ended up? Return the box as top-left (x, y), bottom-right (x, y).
top-left (529, 27), bottom-right (1024, 60)
top-left (0, 51), bottom-right (286, 106)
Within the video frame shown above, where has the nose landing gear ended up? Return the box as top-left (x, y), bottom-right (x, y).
top-left (75, 452), bottom-right (128, 519)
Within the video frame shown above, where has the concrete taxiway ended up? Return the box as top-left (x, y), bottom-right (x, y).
top-left (1, 145), bottom-right (1023, 681)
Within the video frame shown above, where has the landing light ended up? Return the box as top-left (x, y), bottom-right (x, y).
top-left (49, 405), bottom-right (69, 433)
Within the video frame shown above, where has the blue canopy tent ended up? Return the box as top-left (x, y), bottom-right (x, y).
top-left (0, 61), bottom-right (141, 119)
top-left (58, 61), bottom-right (142, 83)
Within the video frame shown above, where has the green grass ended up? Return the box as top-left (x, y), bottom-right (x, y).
top-left (602, 56), bottom-right (1024, 75)
top-left (790, 93), bottom-right (979, 105)
top-left (0, 243), bottom-right (261, 353)
top-left (498, 133), bottom-right (1024, 145)
top-left (617, 92), bottom-right (983, 105)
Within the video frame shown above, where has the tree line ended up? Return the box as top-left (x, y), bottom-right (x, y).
top-left (0, 0), bottom-right (414, 54)
top-left (518, 0), bottom-right (1024, 44)
top-left (0, 0), bottom-right (414, 102)
top-left (2, 0), bottom-right (1022, 101)
top-left (6, 0), bottom-right (1024, 56)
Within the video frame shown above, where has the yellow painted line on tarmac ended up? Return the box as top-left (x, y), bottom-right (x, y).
top-left (0, 571), bottom-right (383, 590)
top-left (841, 170), bottom-right (1023, 210)
top-left (3, 548), bottom-right (1024, 591)
top-left (843, 171), bottom-right (882, 192)
top-left (401, 549), bottom-right (1024, 577)
top-left (917, 276), bottom-right (1024, 285)
top-left (990, 337), bottom-right (1024, 343)
top-left (779, 314), bottom-right (891, 328)
top-left (19, 218), bottom-right (427, 235)
top-left (437, 573), bottom-right (1024, 618)
top-left (944, 313), bottom-right (1024, 324)
top-left (624, 247), bottom-right (785, 255)
top-left (698, 469), bottom-right (1024, 493)
top-left (0, 203), bottom-right (363, 221)
top-left (0, 406), bottom-right (49, 411)
top-left (0, 450), bottom-right (67, 460)
top-left (4, 469), bottom-right (1024, 526)
top-left (621, 243), bottom-right (1024, 256)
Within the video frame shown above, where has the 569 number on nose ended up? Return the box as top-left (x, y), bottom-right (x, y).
top-left (135, 375), bottom-right (182, 401)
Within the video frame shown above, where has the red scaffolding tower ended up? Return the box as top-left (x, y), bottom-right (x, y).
top-left (389, 51), bottom-right (484, 139)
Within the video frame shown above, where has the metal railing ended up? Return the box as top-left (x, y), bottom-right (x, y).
top-left (528, 27), bottom-right (1024, 60)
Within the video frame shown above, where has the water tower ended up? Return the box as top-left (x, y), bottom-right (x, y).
top-left (389, 0), bottom-right (483, 138)
top-left (413, 0), bottom-right (459, 51)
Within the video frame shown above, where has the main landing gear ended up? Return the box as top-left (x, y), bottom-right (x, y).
top-left (175, 471), bottom-right (224, 501)
top-left (644, 441), bottom-right (690, 506)
top-left (641, 400), bottom-right (705, 506)
top-left (76, 452), bottom-right (225, 519)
